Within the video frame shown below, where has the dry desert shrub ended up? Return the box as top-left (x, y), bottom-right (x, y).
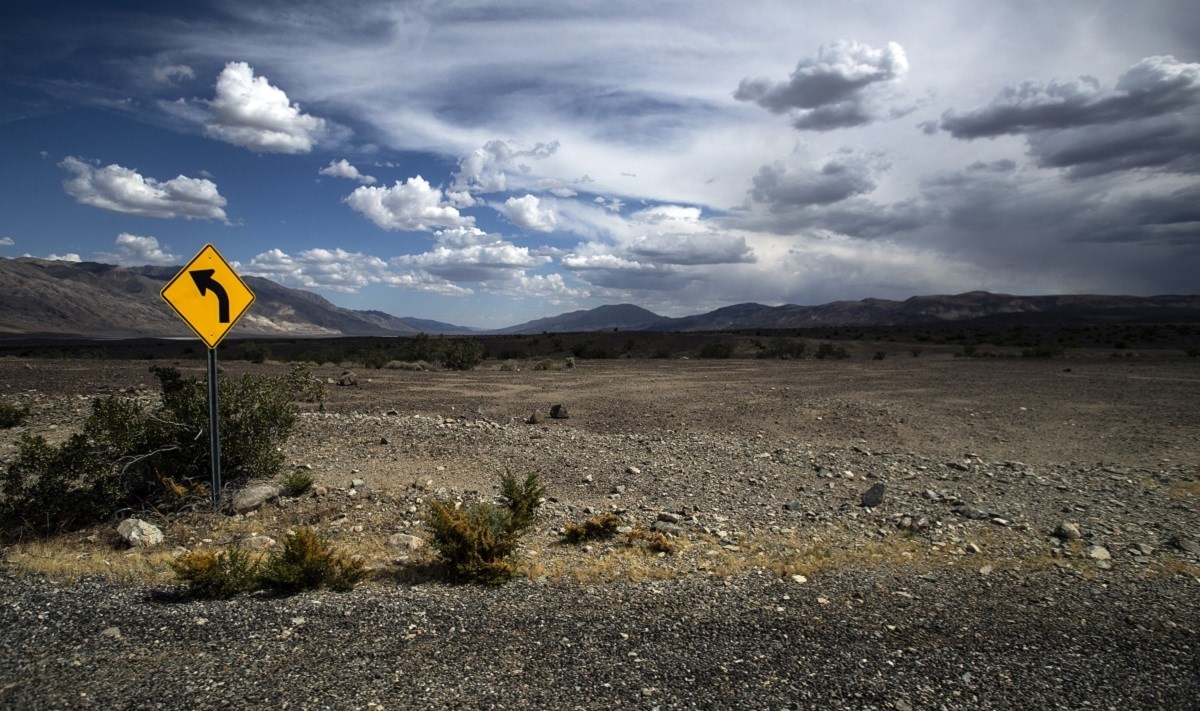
top-left (258, 527), bottom-right (367, 594)
top-left (171, 548), bottom-right (261, 599)
top-left (561, 512), bottom-right (622, 544)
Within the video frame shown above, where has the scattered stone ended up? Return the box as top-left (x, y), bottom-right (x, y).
top-left (527, 410), bottom-right (543, 424)
top-left (380, 437), bottom-right (389, 445)
top-left (979, 565), bottom-right (993, 575)
top-left (117, 518), bottom-right (163, 548)
top-left (626, 466), bottom-right (641, 476)
top-left (782, 501), bottom-right (803, 512)
top-left (611, 485), bottom-right (626, 495)
top-left (100, 627), bottom-right (122, 639)
top-left (350, 479), bottom-right (367, 489)
top-left (965, 542), bottom-right (982, 554)
top-left (953, 506), bottom-right (991, 521)
top-left (231, 484), bottom-right (282, 514)
top-left (1054, 522), bottom-right (1083, 540)
top-left (860, 483), bottom-right (886, 508)
top-left (790, 574), bottom-right (808, 584)
top-left (657, 511), bottom-right (683, 524)
top-left (651, 521), bottom-right (684, 537)
top-left (549, 404), bottom-right (570, 419)
top-left (1172, 536), bottom-right (1200, 555)
top-left (388, 533), bottom-right (425, 550)
top-left (1084, 545), bottom-right (1112, 561)
top-left (337, 371), bottom-right (358, 387)
top-left (312, 486), bottom-right (328, 498)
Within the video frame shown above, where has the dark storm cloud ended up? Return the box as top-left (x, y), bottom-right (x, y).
top-left (941, 56), bottom-right (1200, 137)
top-left (941, 56), bottom-right (1200, 178)
top-left (628, 234), bottom-right (755, 265)
top-left (749, 153), bottom-right (879, 210)
top-left (735, 41), bottom-right (908, 131)
top-left (1027, 113), bottom-right (1200, 177)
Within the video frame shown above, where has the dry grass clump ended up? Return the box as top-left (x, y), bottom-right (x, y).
top-left (561, 512), bottom-right (622, 544)
top-left (626, 526), bottom-right (677, 555)
top-left (2, 536), bottom-right (177, 584)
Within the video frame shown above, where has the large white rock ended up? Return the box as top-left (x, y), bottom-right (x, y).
top-left (117, 518), bottom-right (163, 548)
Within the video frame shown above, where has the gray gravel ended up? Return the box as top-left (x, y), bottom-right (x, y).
top-left (3, 568), bottom-right (1198, 709)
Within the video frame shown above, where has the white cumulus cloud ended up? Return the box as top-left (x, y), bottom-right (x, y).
top-left (0, 237), bottom-right (14, 247)
top-left (95, 234), bottom-right (180, 266)
top-left (504, 194), bottom-right (558, 232)
top-left (345, 176), bottom-right (473, 231)
top-left (59, 156), bottom-right (228, 220)
top-left (319, 159), bottom-right (376, 184)
top-left (204, 62), bottom-right (326, 153)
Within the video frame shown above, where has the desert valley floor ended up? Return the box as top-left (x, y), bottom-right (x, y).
top-left (1, 355), bottom-right (1198, 709)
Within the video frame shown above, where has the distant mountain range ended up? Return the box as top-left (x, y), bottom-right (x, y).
top-left (2, 257), bottom-right (1198, 340)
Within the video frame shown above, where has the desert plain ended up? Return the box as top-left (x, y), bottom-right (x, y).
top-left (1, 352), bottom-right (1198, 709)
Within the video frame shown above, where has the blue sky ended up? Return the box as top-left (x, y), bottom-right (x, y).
top-left (1, 1), bottom-right (1197, 328)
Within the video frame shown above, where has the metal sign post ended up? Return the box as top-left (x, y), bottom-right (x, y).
top-left (161, 244), bottom-right (255, 508)
top-left (207, 347), bottom-right (221, 507)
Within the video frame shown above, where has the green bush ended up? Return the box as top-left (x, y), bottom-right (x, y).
top-left (699, 341), bottom-right (735, 359)
top-left (814, 343), bottom-right (850, 360)
top-left (755, 338), bottom-right (807, 360)
top-left (359, 347), bottom-right (389, 370)
top-left (500, 471), bottom-right (544, 532)
top-left (533, 359), bottom-right (556, 371)
top-left (562, 512), bottom-right (622, 544)
top-left (1, 365), bottom-right (324, 538)
top-left (240, 342), bottom-right (270, 364)
top-left (282, 468), bottom-right (314, 496)
top-left (172, 547), bottom-right (261, 599)
top-left (0, 401), bottom-right (31, 429)
top-left (426, 472), bottom-right (544, 583)
top-left (259, 527), bottom-right (367, 594)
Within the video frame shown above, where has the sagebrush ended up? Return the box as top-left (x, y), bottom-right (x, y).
top-left (0, 365), bottom-right (324, 538)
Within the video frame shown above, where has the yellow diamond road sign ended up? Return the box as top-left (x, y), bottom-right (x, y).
top-left (161, 244), bottom-right (255, 349)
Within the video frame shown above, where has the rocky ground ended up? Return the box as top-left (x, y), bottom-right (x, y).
top-left (1, 354), bottom-right (1198, 709)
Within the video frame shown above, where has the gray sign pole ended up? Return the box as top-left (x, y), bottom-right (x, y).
top-left (207, 347), bottom-right (221, 507)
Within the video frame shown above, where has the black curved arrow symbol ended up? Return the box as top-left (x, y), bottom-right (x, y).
top-left (189, 269), bottom-right (230, 323)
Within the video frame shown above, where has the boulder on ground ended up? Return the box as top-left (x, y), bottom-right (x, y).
top-left (232, 484), bottom-right (281, 513)
top-left (117, 518), bottom-right (163, 548)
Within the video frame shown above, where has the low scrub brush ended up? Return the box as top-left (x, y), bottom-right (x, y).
top-left (0, 401), bottom-right (31, 429)
top-left (281, 468), bottom-right (314, 496)
top-left (258, 527), bottom-right (368, 594)
top-left (171, 548), bottom-right (261, 599)
top-left (426, 471), bottom-right (545, 583)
